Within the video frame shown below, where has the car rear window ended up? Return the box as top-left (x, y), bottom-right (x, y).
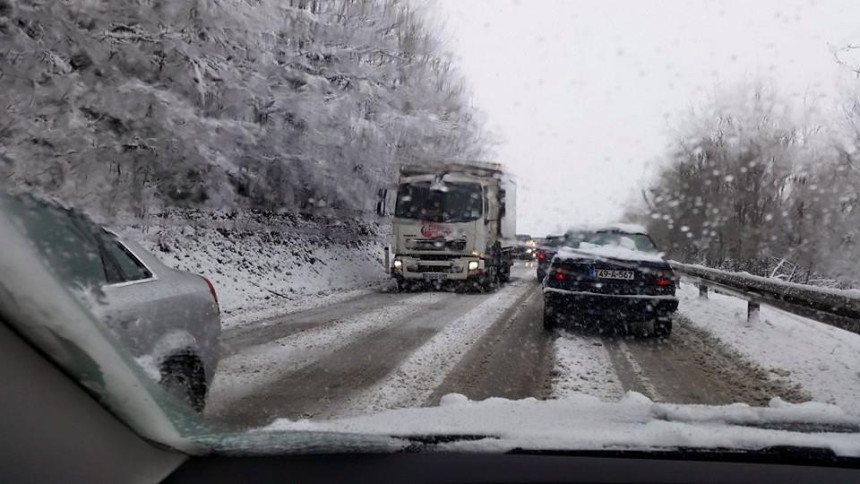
top-left (102, 237), bottom-right (152, 282)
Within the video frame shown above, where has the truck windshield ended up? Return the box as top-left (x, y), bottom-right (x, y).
top-left (394, 181), bottom-right (483, 223)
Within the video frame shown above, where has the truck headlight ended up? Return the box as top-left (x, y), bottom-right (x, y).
top-left (468, 261), bottom-right (479, 271)
top-left (393, 259), bottom-right (402, 269)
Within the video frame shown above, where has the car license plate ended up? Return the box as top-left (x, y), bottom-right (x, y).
top-left (595, 269), bottom-right (635, 280)
top-left (423, 273), bottom-right (447, 281)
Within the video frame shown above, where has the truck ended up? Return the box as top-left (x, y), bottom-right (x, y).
top-left (377, 161), bottom-right (516, 291)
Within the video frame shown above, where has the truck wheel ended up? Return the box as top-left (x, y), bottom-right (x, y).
top-left (543, 303), bottom-right (556, 331)
top-left (498, 263), bottom-right (511, 283)
top-left (479, 272), bottom-right (495, 293)
top-left (160, 354), bottom-right (207, 412)
top-left (653, 318), bottom-right (672, 339)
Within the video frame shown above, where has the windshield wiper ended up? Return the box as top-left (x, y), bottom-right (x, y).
top-left (509, 446), bottom-right (859, 468)
top-left (392, 434), bottom-right (859, 467)
top-left (393, 433), bottom-right (500, 453)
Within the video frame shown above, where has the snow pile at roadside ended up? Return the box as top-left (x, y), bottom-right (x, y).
top-left (676, 281), bottom-right (860, 415)
top-left (551, 333), bottom-right (624, 401)
top-left (264, 392), bottom-right (860, 456)
top-left (679, 263), bottom-right (860, 298)
top-left (118, 211), bottom-right (390, 329)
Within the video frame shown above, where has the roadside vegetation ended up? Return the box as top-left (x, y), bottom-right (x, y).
top-left (637, 80), bottom-right (860, 287)
top-left (0, 0), bottom-right (489, 216)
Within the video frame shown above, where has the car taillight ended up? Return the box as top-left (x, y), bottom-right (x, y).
top-left (553, 271), bottom-right (565, 281)
top-left (656, 276), bottom-right (672, 286)
top-left (202, 276), bottom-right (220, 313)
top-left (537, 250), bottom-right (546, 261)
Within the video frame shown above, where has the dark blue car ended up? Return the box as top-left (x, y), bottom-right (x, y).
top-left (542, 227), bottom-right (678, 337)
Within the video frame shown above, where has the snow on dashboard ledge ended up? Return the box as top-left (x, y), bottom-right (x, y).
top-left (262, 392), bottom-right (860, 456)
top-left (555, 245), bottom-right (668, 264)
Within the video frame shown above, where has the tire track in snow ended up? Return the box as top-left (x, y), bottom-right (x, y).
top-left (551, 332), bottom-right (625, 402)
top-left (601, 316), bottom-right (811, 407)
top-left (333, 277), bottom-right (535, 416)
top-left (206, 292), bottom-right (445, 416)
top-left (429, 285), bottom-right (554, 403)
top-left (614, 339), bottom-right (664, 401)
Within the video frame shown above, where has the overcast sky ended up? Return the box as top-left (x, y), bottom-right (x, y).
top-left (435, 0), bottom-right (860, 236)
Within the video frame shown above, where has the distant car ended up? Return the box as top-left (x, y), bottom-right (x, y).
top-left (0, 192), bottom-right (221, 411)
top-left (515, 234), bottom-right (537, 260)
top-left (537, 230), bottom-right (593, 282)
top-left (536, 234), bottom-right (565, 281)
top-left (542, 225), bottom-right (678, 337)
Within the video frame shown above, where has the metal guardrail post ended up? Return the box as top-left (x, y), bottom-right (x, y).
top-left (384, 246), bottom-right (390, 274)
top-left (747, 301), bottom-right (760, 322)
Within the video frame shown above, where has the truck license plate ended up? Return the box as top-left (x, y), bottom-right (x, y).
top-left (595, 269), bottom-right (635, 280)
top-left (423, 273), bottom-right (447, 281)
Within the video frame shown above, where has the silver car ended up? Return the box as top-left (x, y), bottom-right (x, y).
top-left (0, 192), bottom-right (221, 411)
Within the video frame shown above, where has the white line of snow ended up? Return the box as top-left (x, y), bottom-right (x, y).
top-left (615, 340), bottom-right (665, 402)
top-left (551, 333), bottom-right (625, 402)
top-left (206, 292), bottom-right (444, 414)
top-left (267, 393), bottom-right (860, 457)
top-left (677, 279), bottom-right (860, 415)
top-left (338, 278), bottom-right (535, 416)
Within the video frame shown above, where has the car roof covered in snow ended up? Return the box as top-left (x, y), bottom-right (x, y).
top-left (555, 244), bottom-right (667, 264)
top-left (563, 223), bottom-right (649, 236)
top-left (594, 223), bottom-right (648, 234)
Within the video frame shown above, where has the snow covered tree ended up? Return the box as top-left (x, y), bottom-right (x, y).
top-left (0, 0), bottom-right (490, 215)
top-left (642, 83), bottom-right (855, 285)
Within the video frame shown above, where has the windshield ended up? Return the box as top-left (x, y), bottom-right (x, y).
top-left (3, 0), bottom-right (860, 466)
top-left (395, 181), bottom-right (483, 223)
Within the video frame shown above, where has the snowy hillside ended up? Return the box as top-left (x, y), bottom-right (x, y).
top-left (0, 0), bottom-right (489, 216)
top-left (119, 210), bottom-right (391, 329)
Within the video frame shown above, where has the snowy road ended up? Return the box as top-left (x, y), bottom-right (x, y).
top-left (204, 264), bottom-right (859, 430)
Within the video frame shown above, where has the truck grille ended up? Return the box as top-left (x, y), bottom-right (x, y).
top-left (415, 254), bottom-right (461, 261)
top-left (417, 264), bottom-right (459, 273)
top-left (410, 239), bottom-right (467, 251)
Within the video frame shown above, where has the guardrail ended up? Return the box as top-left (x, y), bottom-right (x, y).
top-left (669, 261), bottom-right (860, 335)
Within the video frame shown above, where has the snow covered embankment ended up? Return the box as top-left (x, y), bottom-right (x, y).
top-left (677, 280), bottom-right (860, 415)
top-left (120, 211), bottom-right (390, 330)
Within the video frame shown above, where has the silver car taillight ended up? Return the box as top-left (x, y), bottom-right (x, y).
top-left (202, 276), bottom-right (220, 314)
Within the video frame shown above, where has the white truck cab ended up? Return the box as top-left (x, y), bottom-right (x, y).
top-left (379, 162), bottom-right (516, 291)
